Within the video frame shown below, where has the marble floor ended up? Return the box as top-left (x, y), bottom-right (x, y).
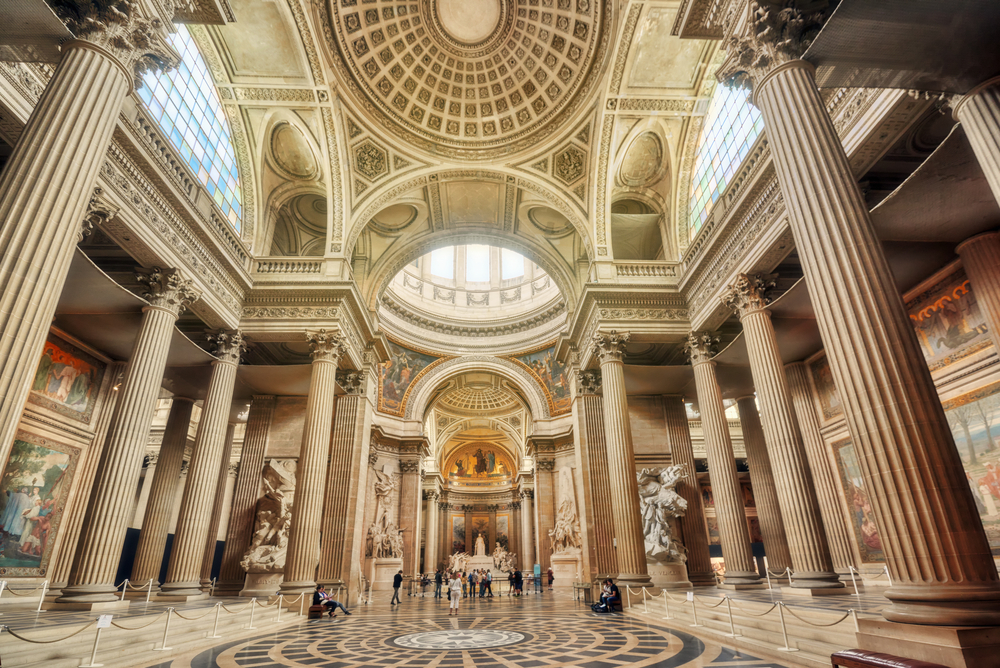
top-left (147, 589), bottom-right (813, 668)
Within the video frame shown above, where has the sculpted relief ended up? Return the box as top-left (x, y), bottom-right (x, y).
top-left (367, 468), bottom-right (404, 559)
top-left (549, 467), bottom-right (582, 554)
top-left (636, 466), bottom-right (688, 564)
top-left (242, 460), bottom-right (296, 573)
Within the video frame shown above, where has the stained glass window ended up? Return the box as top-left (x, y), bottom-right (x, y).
top-left (137, 25), bottom-right (243, 231)
top-left (687, 84), bottom-right (764, 240)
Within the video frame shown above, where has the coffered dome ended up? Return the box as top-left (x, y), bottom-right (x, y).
top-left (324, 0), bottom-right (608, 159)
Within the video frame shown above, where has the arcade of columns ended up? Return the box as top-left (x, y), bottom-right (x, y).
top-left (2, 1), bottom-right (1000, 664)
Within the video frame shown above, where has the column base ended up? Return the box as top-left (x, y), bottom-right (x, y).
top-left (54, 585), bottom-right (123, 606)
top-left (159, 581), bottom-right (207, 599)
top-left (47, 599), bottom-right (130, 612)
top-left (720, 570), bottom-right (763, 588)
top-left (614, 573), bottom-right (654, 588)
top-left (157, 592), bottom-right (209, 602)
top-left (124, 588), bottom-right (160, 600)
top-left (687, 572), bottom-right (719, 587)
top-left (857, 618), bottom-right (1000, 668)
top-left (278, 579), bottom-right (317, 595)
top-left (718, 583), bottom-right (766, 591)
top-left (212, 581), bottom-right (245, 597)
top-left (780, 586), bottom-right (850, 597)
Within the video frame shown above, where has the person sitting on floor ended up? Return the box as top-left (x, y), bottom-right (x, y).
top-left (314, 584), bottom-right (352, 617)
top-left (595, 578), bottom-right (620, 613)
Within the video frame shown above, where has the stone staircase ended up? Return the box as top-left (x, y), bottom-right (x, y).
top-left (621, 588), bottom-right (866, 668)
top-left (0, 595), bottom-right (307, 668)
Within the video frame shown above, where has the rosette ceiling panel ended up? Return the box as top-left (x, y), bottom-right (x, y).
top-left (325, 0), bottom-right (608, 158)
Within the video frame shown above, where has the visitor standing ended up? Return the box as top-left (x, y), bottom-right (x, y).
top-left (448, 572), bottom-right (463, 615)
top-left (479, 570), bottom-right (487, 597)
top-left (514, 569), bottom-right (523, 596)
top-left (547, 567), bottom-right (554, 590)
top-left (507, 570), bottom-right (515, 596)
top-left (434, 568), bottom-right (443, 599)
top-left (391, 570), bottom-right (403, 605)
top-left (486, 570), bottom-right (493, 597)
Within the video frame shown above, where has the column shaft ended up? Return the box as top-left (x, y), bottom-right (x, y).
top-left (689, 345), bottom-right (760, 586)
top-left (130, 397), bottom-right (194, 590)
top-left (59, 272), bottom-right (198, 604)
top-left (317, 380), bottom-right (372, 599)
top-left (735, 397), bottom-right (793, 573)
top-left (425, 493), bottom-right (439, 572)
top-left (573, 376), bottom-right (617, 580)
top-left (398, 463), bottom-right (422, 580)
top-left (162, 350), bottom-right (240, 597)
top-left (785, 362), bottom-right (856, 576)
top-left (755, 61), bottom-right (999, 622)
top-left (216, 395), bottom-right (275, 595)
top-left (957, 232), bottom-right (1000, 353)
top-left (534, 460), bottom-right (555, 572)
top-left (0, 43), bottom-right (131, 473)
top-left (198, 423), bottom-right (237, 591)
top-left (520, 492), bottom-right (535, 570)
top-left (662, 396), bottom-right (715, 586)
top-left (954, 77), bottom-right (1000, 207)
top-left (281, 333), bottom-right (340, 593)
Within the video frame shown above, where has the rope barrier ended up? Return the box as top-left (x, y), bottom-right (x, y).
top-left (0, 621), bottom-right (96, 643)
top-left (781, 604), bottom-right (853, 627)
top-left (693, 594), bottom-right (728, 609)
top-left (171, 607), bottom-right (217, 621)
top-left (728, 600), bottom-right (778, 617)
top-left (220, 601), bottom-right (253, 614)
top-left (109, 610), bottom-right (169, 631)
top-left (3, 582), bottom-right (46, 596)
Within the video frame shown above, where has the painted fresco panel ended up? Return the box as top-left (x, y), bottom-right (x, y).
top-left (832, 438), bottom-right (885, 563)
top-left (510, 346), bottom-right (570, 415)
top-left (705, 516), bottom-right (720, 545)
top-left (378, 341), bottom-right (440, 415)
top-left (452, 515), bottom-right (465, 554)
top-left (496, 514), bottom-right (509, 551)
top-left (809, 355), bottom-right (842, 421)
top-left (942, 381), bottom-right (1000, 556)
top-left (471, 515), bottom-right (490, 552)
top-left (0, 431), bottom-right (80, 576)
top-left (907, 267), bottom-right (990, 369)
top-left (28, 333), bottom-right (106, 424)
top-left (444, 444), bottom-right (515, 487)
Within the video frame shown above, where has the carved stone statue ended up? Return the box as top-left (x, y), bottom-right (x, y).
top-left (448, 552), bottom-right (470, 574)
top-left (241, 460), bottom-right (296, 573)
top-left (636, 465), bottom-right (688, 564)
top-left (549, 467), bottom-right (582, 554)
top-left (475, 532), bottom-right (486, 556)
top-left (491, 543), bottom-right (517, 572)
top-left (366, 467), bottom-right (403, 559)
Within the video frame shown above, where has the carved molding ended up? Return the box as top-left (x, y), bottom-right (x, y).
top-left (208, 328), bottom-right (246, 364)
top-left (307, 329), bottom-right (345, 362)
top-left (720, 273), bottom-right (775, 318)
top-left (136, 266), bottom-right (201, 316)
top-left (591, 330), bottom-right (630, 365)
top-left (684, 331), bottom-right (719, 366)
top-left (338, 370), bottom-right (366, 395)
top-left (575, 369), bottom-right (602, 396)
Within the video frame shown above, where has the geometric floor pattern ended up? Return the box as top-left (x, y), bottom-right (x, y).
top-left (153, 590), bottom-right (802, 668)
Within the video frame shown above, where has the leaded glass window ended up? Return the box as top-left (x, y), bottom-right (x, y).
top-left (137, 25), bottom-right (243, 230)
top-left (687, 85), bottom-right (764, 240)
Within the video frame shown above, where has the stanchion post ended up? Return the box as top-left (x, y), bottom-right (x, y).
top-left (777, 602), bottom-right (798, 652)
top-left (662, 591), bottom-right (672, 620)
top-left (276, 594), bottom-right (283, 622)
top-left (850, 568), bottom-right (860, 596)
top-left (688, 592), bottom-right (702, 627)
top-left (724, 597), bottom-right (741, 638)
top-left (119, 580), bottom-right (127, 602)
top-left (765, 569), bottom-right (772, 590)
top-left (79, 627), bottom-right (104, 668)
top-left (642, 587), bottom-right (648, 614)
top-left (209, 603), bottom-right (222, 639)
top-left (626, 587), bottom-right (631, 609)
top-left (248, 597), bottom-right (257, 630)
top-left (146, 578), bottom-right (154, 604)
top-left (0, 580), bottom-right (6, 601)
top-left (850, 608), bottom-right (859, 632)
top-left (300, 592), bottom-right (306, 616)
top-left (36, 581), bottom-right (48, 613)
top-left (154, 609), bottom-right (174, 651)
top-left (884, 565), bottom-right (893, 587)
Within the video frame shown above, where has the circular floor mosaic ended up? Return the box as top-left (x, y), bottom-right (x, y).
top-left (391, 628), bottom-right (527, 649)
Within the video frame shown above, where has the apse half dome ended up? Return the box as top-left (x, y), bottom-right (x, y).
top-left (137, 25), bottom-right (244, 231)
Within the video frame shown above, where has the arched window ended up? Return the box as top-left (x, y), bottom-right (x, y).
top-left (137, 25), bottom-right (243, 231)
top-left (687, 84), bottom-right (764, 241)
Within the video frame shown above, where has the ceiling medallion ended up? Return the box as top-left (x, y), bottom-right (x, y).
top-left (326, 0), bottom-right (606, 159)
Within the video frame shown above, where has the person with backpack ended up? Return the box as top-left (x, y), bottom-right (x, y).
top-left (434, 568), bottom-right (443, 599)
top-left (390, 570), bottom-right (403, 605)
top-left (486, 570), bottom-right (494, 597)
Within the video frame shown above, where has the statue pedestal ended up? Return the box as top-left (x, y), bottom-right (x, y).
top-left (370, 557), bottom-right (403, 591)
top-left (551, 551), bottom-right (581, 587)
top-left (648, 562), bottom-right (692, 589)
top-left (466, 555), bottom-right (495, 575)
top-left (240, 572), bottom-right (284, 598)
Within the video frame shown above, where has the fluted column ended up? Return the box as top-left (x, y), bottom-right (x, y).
top-left (317, 371), bottom-right (373, 599)
top-left (281, 330), bottom-right (342, 594)
top-left (520, 490), bottom-right (535, 570)
top-left (592, 331), bottom-right (651, 586)
top-left (130, 397), bottom-right (195, 592)
top-left (662, 395), bottom-right (715, 586)
top-left (0, 7), bottom-right (175, 476)
top-left (58, 269), bottom-right (200, 605)
top-left (573, 370), bottom-right (618, 580)
top-left (734, 396), bottom-right (793, 574)
top-left (161, 331), bottom-right (243, 598)
top-left (534, 455), bottom-right (556, 572)
top-left (199, 423), bottom-right (238, 591)
top-left (399, 457), bottom-right (423, 580)
top-left (720, 5), bottom-right (1000, 623)
top-left (424, 491), bottom-right (440, 572)
top-left (953, 77), bottom-right (1000, 208)
top-left (785, 362), bottom-right (856, 577)
top-left (51, 362), bottom-right (125, 589)
top-left (685, 332), bottom-right (761, 586)
top-left (438, 501), bottom-right (451, 564)
top-left (957, 233), bottom-right (1000, 353)
top-left (216, 395), bottom-right (276, 595)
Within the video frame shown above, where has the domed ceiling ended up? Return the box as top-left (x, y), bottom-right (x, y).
top-left (323, 0), bottom-right (609, 158)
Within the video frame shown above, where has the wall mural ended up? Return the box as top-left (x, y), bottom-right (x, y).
top-left (907, 267), bottom-right (990, 370)
top-left (705, 516), bottom-right (720, 545)
top-left (496, 513), bottom-right (510, 551)
top-left (809, 354), bottom-right (843, 421)
top-left (452, 515), bottom-right (465, 554)
top-left (942, 381), bottom-right (1000, 556)
top-left (832, 438), bottom-right (885, 563)
top-left (472, 515), bottom-right (489, 553)
top-left (378, 340), bottom-right (444, 416)
top-left (507, 346), bottom-right (570, 415)
top-left (444, 444), bottom-right (515, 487)
top-left (0, 431), bottom-right (80, 576)
top-left (29, 333), bottom-right (106, 424)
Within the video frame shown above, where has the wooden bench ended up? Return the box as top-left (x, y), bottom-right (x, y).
top-left (831, 649), bottom-right (949, 668)
top-left (307, 604), bottom-right (326, 619)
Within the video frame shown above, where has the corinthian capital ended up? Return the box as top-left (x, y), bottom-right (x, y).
top-left (574, 370), bottom-right (602, 396)
top-left (52, 0), bottom-right (180, 90)
top-left (306, 329), bottom-right (344, 362)
top-left (80, 187), bottom-right (119, 243)
top-left (721, 273), bottom-right (775, 318)
top-left (717, 1), bottom-right (826, 91)
top-left (337, 370), bottom-right (367, 395)
top-left (684, 331), bottom-right (719, 366)
top-left (208, 329), bottom-right (246, 365)
top-left (591, 331), bottom-right (630, 365)
top-left (136, 267), bottom-right (201, 316)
